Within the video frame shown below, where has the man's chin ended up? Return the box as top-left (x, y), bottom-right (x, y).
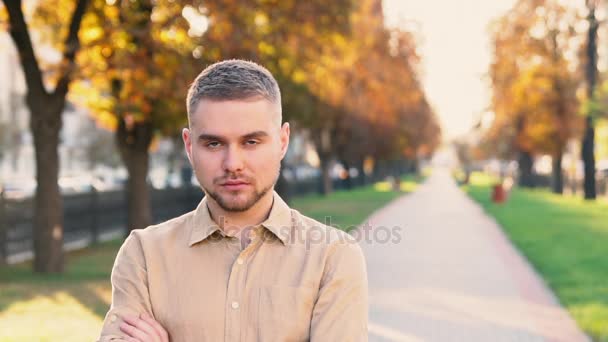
top-left (204, 182), bottom-right (274, 213)
top-left (212, 192), bottom-right (258, 212)
top-left (219, 201), bottom-right (256, 212)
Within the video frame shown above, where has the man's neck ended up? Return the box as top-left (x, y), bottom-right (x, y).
top-left (207, 191), bottom-right (275, 235)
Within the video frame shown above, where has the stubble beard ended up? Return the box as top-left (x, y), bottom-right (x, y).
top-left (204, 167), bottom-right (280, 212)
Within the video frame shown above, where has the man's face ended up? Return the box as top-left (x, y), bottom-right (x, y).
top-left (183, 98), bottom-right (290, 212)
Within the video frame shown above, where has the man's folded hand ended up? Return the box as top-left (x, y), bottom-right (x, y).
top-left (120, 313), bottom-right (169, 342)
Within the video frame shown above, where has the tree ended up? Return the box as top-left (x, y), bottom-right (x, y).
top-left (307, 0), bottom-right (440, 191)
top-left (486, 6), bottom-right (534, 186)
top-left (59, 0), bottom-right (198, 233)
top-left (486, 0), bottom-right (581, 192)
top-left (581, 0), bottom-right (599, 199)
top-left (72, 0), bottom-right (355, 224)
top-left (1, 0), bottom-right (89, 273)
top-left (453, 138), bottom-right (473, 184)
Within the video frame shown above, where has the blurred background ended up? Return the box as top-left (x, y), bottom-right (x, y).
top-left (0, 0), bottom-right (607, 341)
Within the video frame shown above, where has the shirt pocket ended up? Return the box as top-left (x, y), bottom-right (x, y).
top-left (258, 285), bottom-right (316, 342)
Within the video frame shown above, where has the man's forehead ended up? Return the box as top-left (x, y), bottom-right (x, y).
top-left (191, 98), bottom-right (282, 126)
top-left (196, 97), bottom-right (279, 113)
top-left (194, 115), bottom-right (276, 134)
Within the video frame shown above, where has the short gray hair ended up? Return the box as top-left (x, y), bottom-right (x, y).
top-left (186, 59), bottom-right (282, 119)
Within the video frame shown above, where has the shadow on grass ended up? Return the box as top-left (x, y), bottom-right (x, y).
top-left (0, 239), bottom-right (119, 317)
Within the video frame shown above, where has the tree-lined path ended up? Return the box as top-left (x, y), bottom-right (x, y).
top-left (360, 168), bottom-right (587, 341)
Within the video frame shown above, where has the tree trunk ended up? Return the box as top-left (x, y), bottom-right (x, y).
top-left (518, 150), bottom-right (535, 188)
top-left (275, 160), bottom-right (291, 204)
top-left (31, 101), bottom-right (64, 273)
top-left (371, 160), bottom-right (382, 182)
top-left (412, 158), bottom-right (420, 176)
top-left (342, 160), bottom-right (352, 190)
top-left (355, 158), bottom-right (366, 186)
top-left (391, 160), bottom-right (401, 191)
top-left (582, 116), bottom-right (596, 199)
top-left (463, 168), bottom-right (471, 185)
top-left (313, 128), bottom-right (334, 195)
top-left (394, 159), bottom-right (403, 179)
top-left (551, 151), bottom-right (563, 194)
top-left (4, 0), bottom-right (88, 273)
top-left (583, 0), bottom-right (598, 200)
top-left (319, 153), bottom-right (333, 195)
top-left (117, 121), bottom-right (153, 234)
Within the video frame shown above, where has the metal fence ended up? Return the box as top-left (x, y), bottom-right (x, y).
top-left (0, 177), bottom-right (343, 264)
top-left (0, 186), bottom-right (204, 264)
top-left (0, 161), bottom-right (417, 265)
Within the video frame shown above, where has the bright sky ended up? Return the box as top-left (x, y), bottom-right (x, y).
top-left (383, 0), bottom-right (517, 140)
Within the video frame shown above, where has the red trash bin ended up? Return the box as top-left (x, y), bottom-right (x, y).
top-left (492, 184), bottom-right (506, 203)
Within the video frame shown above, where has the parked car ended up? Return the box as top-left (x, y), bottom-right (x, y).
top-left (1, 177), bottom-right (36, 200)
top-left (58, 174), bottom-right (94, 194)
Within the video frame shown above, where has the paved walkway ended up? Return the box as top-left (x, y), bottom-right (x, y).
top-left (359, 168), bottom-right (588, 342)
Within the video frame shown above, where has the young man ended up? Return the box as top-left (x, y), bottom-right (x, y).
top-left (98, 59), bottom-right (368, 342)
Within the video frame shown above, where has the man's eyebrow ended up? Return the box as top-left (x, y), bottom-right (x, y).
top-left (242, 131), bottom-right (269, 139)
top-left (197, 134), bottom-right (225, 141)
top-left (197, 131), bottom-right (269, 141)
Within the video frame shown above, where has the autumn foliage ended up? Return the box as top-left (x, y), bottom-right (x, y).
top-left (1, 0), bottom-right (440, 270)
top-left (485, 0), bottom-right (583, 193)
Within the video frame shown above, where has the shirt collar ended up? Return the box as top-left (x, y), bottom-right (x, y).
top-left (188, 196), bottom-right (222, 246)
top-left (188, 191), bottom-right (292, 247)
top-left (260, 191), bottom-right (292, 245)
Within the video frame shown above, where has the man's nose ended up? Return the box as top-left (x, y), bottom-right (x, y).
top-left (222, 145), bottom-right (244, 173)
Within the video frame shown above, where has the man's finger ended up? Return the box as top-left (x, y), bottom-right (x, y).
top-left (123, 336), bottom-right (140, 342)
top-left (121, 316), bottom-right (159, 342)
top-left (140, 313), bottom-right (169, 341)
top-left (120, 322), bottom-right (148, 341)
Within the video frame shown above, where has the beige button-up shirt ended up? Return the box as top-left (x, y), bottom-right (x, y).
top-left (98, 191), bottom-right (368, 341)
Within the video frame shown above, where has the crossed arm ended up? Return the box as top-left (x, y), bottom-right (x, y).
top-left (97, 232), bottom-right (169, 342)
top-left (118, 313), bottom-right (169, 342)
top-left (98, 231), bottom-right (368, 341)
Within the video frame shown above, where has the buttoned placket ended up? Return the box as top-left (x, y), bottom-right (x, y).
top-left (224, 226), bottom-right (263, 342)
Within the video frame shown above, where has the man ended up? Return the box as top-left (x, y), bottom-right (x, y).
top-left (98, 59), bottom-right (368, 342)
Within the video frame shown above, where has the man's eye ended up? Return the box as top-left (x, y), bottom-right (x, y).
top-left (245, 140), bottom-right (259, 146)
top-left (206, 141), bottom-right (221, 148)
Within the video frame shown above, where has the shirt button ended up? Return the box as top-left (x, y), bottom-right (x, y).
top-left (231, 301), bottom-right (240, 309)
top-left (237, 258), bottom-right (244, 265)
top-left (110, 315), bottom-right (117, 323)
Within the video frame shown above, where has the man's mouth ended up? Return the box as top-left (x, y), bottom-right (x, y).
top-left (220, 179), bottom-right (250, 191)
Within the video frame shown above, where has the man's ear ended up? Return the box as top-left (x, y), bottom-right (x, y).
top-left (182, 127), bottom-right (193, 165)
top-left (279, 122), bottom-right (290, 159)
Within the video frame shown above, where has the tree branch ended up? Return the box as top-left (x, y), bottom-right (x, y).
top-left (54, 0), bottom-right (89, 97)
top-left (3, 0), bottom-right (46, 97)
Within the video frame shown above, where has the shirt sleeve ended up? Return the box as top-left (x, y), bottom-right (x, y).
top-left (97, 230), bottom-right (154, 341)
top-left (310, 240), bottom-right (369, 341)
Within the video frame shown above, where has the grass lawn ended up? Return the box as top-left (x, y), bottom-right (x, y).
top-left (463, 172), bottom-right (608, 341)
top-left (0, 240), bottom-right (120, 342)
top-left (0, 173), bottom-right (424, 341)
top-left (291, 173), bottom-right (424, 231)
